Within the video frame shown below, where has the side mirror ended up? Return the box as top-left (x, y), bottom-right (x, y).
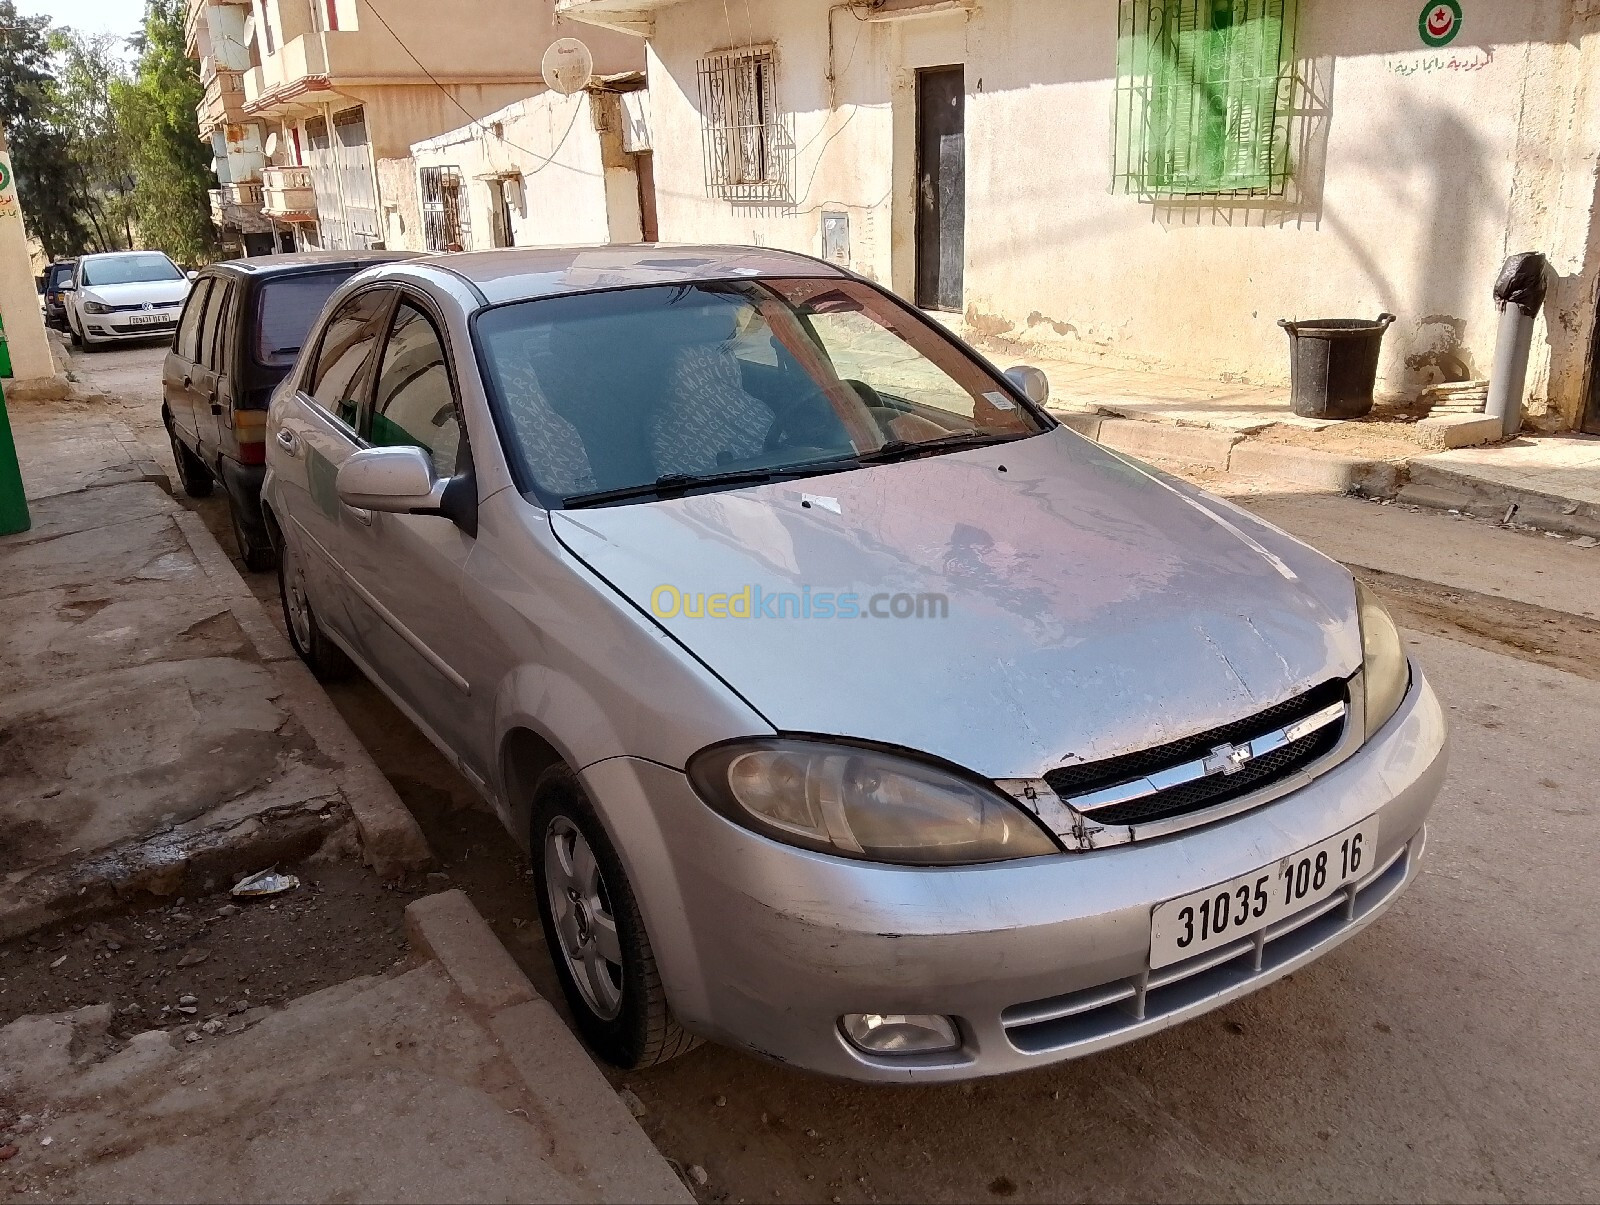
top-left (59, 280), bottom-right (76, 292)
top-left (336, 446), bottom-right (445, 513)
top-left (1004, 365), bottom-right (1050, 406)
top-left (187, 270), bottom-right (199, 281)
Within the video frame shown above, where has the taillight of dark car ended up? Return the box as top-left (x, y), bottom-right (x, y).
top-left (235, 409), bottom-right (267, 465)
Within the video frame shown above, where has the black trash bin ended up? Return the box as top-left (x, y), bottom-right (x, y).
top-left (1278, 314), bottom-right (1396, 420)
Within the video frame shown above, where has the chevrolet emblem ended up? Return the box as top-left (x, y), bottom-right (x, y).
top-left (1203, 742), bottom-right (1254, 777)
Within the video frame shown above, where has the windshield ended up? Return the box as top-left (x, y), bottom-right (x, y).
top-left (80, 253), bottom-right (183, 287)
top-left (475, 277), bottom-right (1047, 506)
top-left (254, 270), bottom-right (361, 366)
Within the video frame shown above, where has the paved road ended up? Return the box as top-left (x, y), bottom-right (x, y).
top-left (64, 344), bottom-right (1600, 1202)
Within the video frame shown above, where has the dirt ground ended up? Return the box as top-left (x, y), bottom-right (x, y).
top-left (0, 866), bottom-right (417, 1044)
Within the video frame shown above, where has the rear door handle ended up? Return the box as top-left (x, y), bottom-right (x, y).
top-left (275, 429), bottom-right (301, 456)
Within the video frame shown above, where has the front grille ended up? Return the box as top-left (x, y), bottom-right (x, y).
top-left (1002, 836), bottom-right (1414, 1056)
top-left (1044, 679), bottom-right (1348, 830)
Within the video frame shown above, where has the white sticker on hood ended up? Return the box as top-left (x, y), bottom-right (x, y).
top-left (801, 494), bottom-right (842, 514)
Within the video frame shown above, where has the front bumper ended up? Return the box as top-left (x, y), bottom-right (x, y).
top-left (83, 313), bottom-right (180, 341)
top-left (582, 665), bottom-right (1448, 1082)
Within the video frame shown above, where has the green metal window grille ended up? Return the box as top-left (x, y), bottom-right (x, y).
top-left (1113, 0), bottom-right (1300, 198)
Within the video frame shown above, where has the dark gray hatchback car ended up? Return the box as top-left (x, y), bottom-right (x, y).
top-left (163, 250), bottom-right (415, 569)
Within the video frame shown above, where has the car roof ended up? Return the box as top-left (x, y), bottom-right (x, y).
top-left (414, 244), bottom-right (847, 306)
top-left (208, 249), bottom-right (421, 278)
top-left (78, 250), bottom-right (175, 261)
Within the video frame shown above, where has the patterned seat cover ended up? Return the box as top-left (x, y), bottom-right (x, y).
top-left (651, 342), bottom-right (775, 478)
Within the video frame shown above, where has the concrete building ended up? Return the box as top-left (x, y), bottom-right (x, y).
top-left (188, 0), bottom-right (285, 254)
top-left (209, 0), bottom-right (640, 253)
top-left (391, 74), bottom-right (654, 253)
top-left (557, 0), bottom-right (1600, 433)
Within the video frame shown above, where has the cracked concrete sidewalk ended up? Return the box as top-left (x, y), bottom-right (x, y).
top-left (0, 407), bottom-right (431, 941)
top-left (0, 890), bottom-right (690, 1204)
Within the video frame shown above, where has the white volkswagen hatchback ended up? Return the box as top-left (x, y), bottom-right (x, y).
top-left (262, 247), bottom-right (1447, 1082)
top-left (64, 251), bottom-right (191, 348)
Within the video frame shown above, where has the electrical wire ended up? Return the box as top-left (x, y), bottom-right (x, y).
top-left (361, 0), bottom-right (592, 177)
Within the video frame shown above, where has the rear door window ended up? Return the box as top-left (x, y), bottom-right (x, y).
top-left (255, 270), bottom-right (360, 367)
top-left (307, 289), bottom-right (393, 430)
top-left (175, 278), bottom-right (214, 362)
top-left (199, 280), bottom-right (233, 372)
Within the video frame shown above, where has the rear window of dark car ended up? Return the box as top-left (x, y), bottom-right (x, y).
top-left (254, 270), bottom-right (363, 367)
top-left (46, 265), bottom-right (72, 290)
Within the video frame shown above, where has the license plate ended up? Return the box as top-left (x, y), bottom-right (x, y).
top-left (126, 312), bottom-right (168, 326)
top-left (1149, 817), bottom-right (1380, 970)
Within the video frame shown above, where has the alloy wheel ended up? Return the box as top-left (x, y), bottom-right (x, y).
top-left (544, 816), bottom-right (624, 1021)
top-left (281, 543), bottom-right (313, 651)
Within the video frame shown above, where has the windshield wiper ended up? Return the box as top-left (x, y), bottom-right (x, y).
top-left (563, 459), bottom-right (861, 509)
top-left (854, 431), bottom-right (1024, 465)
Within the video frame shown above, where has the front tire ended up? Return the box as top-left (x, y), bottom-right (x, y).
top-left (532, 767), bottom-right (700, 1070)
top-left (277, 533), bottom-right (351, 682)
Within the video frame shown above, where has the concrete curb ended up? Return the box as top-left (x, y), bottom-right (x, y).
top-left (1403, 464), bottom-right (1600, 540)
top-left (406, 891), bottom-right (693, 1204)
top-left (171, 510), bottom-right (433, 881)
top-left (1058, 409), bottom-right (1405, 497)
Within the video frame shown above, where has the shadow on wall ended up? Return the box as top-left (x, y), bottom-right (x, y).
top-left (1320, 100), bottom-right (1497, 395)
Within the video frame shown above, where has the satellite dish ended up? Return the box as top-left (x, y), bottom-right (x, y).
top-left (542, 38), bottom-right (594, 96)
top-left (264, 131), bottom-right (279, 157)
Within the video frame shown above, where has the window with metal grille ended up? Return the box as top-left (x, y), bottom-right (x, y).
top-left (419, 165), bottom-right (469, 252)
top-left (1113, 0), bottom-right (1300, 199)
top-left (697, 48), bottom-right (789, 202)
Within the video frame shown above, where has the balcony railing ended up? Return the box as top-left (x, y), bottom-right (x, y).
top-left (209, 187), bottom-right (225, 226)
top-left (197, 69), bottom-right (246, 131)
top-left (223, 181), bottom-right (264, 207)
top-left (263, 166), bottom-right (317, 220)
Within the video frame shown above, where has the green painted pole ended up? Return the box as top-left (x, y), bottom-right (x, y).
top-left (0, 376), bottom-right (29, 535)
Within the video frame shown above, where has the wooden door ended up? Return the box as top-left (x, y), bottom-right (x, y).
top-left (915, 66), bottom-right (965, 312)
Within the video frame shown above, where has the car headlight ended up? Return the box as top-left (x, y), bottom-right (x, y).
top-left (687, 738), bottom-right (1062, 865)
top-left (82, 300), bottom-right (111, 314)
top-left (1356, 581), bottom-right (1409, 739)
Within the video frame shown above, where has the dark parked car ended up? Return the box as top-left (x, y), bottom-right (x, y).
top-left (40, 260), bottom-right (75, 329)
top-left (164, 250), bottom-right (416, 570)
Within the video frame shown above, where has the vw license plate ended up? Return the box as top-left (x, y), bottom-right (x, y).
top-left (126, 313), bottom-right (167, 326)
top-left (1149, 817), bottom-right (1380, 970)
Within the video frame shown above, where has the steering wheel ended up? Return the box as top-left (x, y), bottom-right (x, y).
top-left (766, 379), bottom-right (885, 453)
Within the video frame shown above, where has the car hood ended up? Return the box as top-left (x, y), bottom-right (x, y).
top-left (551, 430), bottom-right (1362, 778)
top-left (81, 280), bottom-right (188, 307)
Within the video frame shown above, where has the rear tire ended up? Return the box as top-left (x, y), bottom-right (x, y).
top-left (277, 532), bottom-right (351, 682)
top-left (170, 434), bottom-right (213, 498)
top-left (228, 492), bottom-right (276, 573)
top-left (531, 766), bottom-right (701, 1070)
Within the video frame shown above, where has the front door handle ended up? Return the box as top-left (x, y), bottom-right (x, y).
top-left (345, 505), bottom-right (373, 526)
top-left (274, 428), bottom-right (301, 457)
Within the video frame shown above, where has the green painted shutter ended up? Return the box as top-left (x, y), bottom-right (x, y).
top-left (1114, 0), bottom-right (1297, 197)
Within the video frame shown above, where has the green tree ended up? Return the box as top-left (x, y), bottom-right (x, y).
top-left (0, 2), bottom-right (90, 259)
top-left (48, 29), bottom-right (136, 252)
top-left (114, 0), bottom-right (217, 264)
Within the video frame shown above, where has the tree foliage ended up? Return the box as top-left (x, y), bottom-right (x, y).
top-left (115, 0), bottom-right (218, 264)
top-left (0, 1), bottom-right (90, 259)
top-left (48, 29), bottom-right (136, 253)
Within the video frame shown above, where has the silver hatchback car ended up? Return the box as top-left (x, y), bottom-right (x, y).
top-left (262, 247), bottom-right (1447, 1082)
